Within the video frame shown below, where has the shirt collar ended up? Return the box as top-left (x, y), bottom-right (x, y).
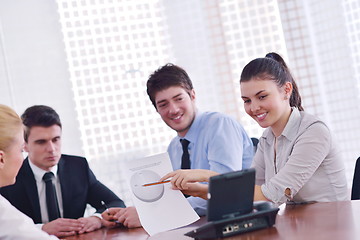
top-left (281, 107), bottom-right (301, 141)
top-left (28, 158), bottom-right (58, 183)
top-left (263, 107), bottom-right (301, 143)
top-left (181, 110), bottom-right (203, 143)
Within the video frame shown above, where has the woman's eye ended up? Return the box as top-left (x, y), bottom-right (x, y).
top-left (259, 95), bottom-right (267, 100)
top-left (243, 99), bottom-right (250, 104)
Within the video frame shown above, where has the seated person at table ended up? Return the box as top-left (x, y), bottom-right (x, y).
top-left (0, 104), bottom-right (59, 239)
top-left (160, 53), bottom-right (349, 204)
top-left (101, 63), bottom-right (254, 228)
top-left (0, 105), bottom-right (125, 238)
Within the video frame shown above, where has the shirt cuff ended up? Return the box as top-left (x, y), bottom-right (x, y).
top-left (261, 183), bottom-right (290, 204)
top-left (92, 213), bottom-right (103, 219)
top-left (36, 223), bottom-right (44, 230)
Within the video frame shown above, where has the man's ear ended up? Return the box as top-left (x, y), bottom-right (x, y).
top-left (190, 89), bottom-right (196, 100)
top-left (0, 150), bottom-right (5, 169)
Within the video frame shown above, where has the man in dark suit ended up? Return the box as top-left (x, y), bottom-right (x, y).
top-left (0, 105), bottom-right (125, 238)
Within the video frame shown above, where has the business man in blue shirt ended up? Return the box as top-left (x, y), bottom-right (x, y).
top-left (101, 63), bottom-right (254, 228)
top-left (146, 63), bottom-right (253, 215)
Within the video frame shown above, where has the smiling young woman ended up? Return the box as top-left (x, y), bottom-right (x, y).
top-left (160, 53), bottom-right (349, 205)
top-left (239, 52), bottom-right (349, 204)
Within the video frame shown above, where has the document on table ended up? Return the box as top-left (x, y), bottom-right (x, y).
top-left (124, 152), bottom-right (200, 236)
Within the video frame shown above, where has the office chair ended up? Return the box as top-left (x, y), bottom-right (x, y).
top-left (351, 157), bottom-right (360, 200)
top-left (251, 137), bottom-right (259, 154)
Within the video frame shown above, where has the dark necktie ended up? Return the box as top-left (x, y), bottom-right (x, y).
top-left (180, 139), bottom-right (191, 169)
top-left (43, 172), bottom-right (60, 222)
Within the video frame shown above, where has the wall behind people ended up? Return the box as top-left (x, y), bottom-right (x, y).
top-left (0, 0), bottom-right (83, 157)
top-left (1, 0), bottom-right (359, 206)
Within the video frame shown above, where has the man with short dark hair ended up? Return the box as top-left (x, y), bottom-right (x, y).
top-left (0, 105), bottom-right (125, 238)
top-left (146, 64), bottom-right (253, 211)
top-left (102, 63), bottom-right (253, 228)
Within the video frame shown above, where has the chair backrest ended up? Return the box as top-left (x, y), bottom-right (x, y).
top-left (251, 137), bottom-right (259, 154)
top-left (351, 157), bottom-right (360, 200)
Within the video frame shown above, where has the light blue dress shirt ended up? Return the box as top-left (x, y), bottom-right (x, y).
top-left (167, 111), bottom-right (254, 215)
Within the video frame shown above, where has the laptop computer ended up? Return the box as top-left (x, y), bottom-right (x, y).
top-left (185, 168), bottom-right (279, 239)
top-left (207, 168), bottom-right (255, 221)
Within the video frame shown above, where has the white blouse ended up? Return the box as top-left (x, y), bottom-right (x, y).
top-left (252, 108), bottom-right (349, 204)
top-left (0, 194), bottom-right (59, 240)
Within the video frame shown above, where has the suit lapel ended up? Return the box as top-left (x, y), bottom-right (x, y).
top-left (22, 158), bottom-right (42, 223)
top-left (58, 156), bottom-right (70, 217)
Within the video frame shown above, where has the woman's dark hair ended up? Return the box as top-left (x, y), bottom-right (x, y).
top-left (240, 52), bottom-right (303, 111)
top-left (146, 63), bottom-right (193, 109)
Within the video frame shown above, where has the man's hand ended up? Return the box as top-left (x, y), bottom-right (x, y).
top-left (77, 216), bottom-right (102, 234)
top-left (41, 218), bottom-right (84, 237)
top-left (160, 169), bottom-right (218, 190)
top-left (101, 207), bottom-right (122, 228)
top-left (101, 207), bottom-right (141, 228)
top-left (113, 206), bottom-right (141, 228)
top-left (182, 182), bottom-right (209, 200)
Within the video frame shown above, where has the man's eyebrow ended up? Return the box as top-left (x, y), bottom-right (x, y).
top-left (156, 93), bottom-right (183, 105)
top-left (172, 93), bottom-right (183, 99)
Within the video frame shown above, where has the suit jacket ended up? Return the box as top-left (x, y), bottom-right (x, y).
top-left (0, 154), bottom-right (125, 224)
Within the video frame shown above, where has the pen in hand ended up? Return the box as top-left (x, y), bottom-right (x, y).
top-left (142, 179), bottom-right (171, 187)
top-left (101, 201), bottom-right (110, 215)
top-left (101, 201), bottom-right (121, 224)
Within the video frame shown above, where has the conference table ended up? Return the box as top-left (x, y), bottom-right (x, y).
top-left (63, 200), bottom-right (360, 240)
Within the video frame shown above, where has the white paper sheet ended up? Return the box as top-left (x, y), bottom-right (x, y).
top-left (124, 152), bottom-right (200, 236)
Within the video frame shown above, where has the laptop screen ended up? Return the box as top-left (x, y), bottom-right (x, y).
top-left (207, 168), bottom-right (255, 221)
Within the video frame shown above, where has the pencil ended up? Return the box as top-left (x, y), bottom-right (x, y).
top-left (142, 179), bottom-right (171, 187)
